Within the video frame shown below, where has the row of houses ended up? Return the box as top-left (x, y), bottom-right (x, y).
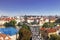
top-left (40, 26), bottom-right (60, 38)
top-left (25, 16), bottom-right (57, 26)
top-left (0, 16), bottom-right (25, 25)
top-left (0, 16), bottom-right (57, 26)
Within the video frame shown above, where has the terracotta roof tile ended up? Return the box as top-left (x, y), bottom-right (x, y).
top-left (40, 28), bottom-right (56, 33)
top-left (0, 34), bottom-right (11, 40)
top-left (46, 28), bottom-right (56, 33)
top-left (40, 27), bottom-right (46, 31)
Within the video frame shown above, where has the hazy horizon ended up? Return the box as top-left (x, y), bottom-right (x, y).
top-left (0, 0), bottom-right (60, 16)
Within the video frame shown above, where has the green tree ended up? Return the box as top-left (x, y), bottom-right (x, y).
top-left (22, 23), bottom-right (30, 31)
top-left (49, 34), bottom-right (60, 40)
top-left (55, 18), bottom-right (60, 26)
top-left (9, 20), bottom-right (17, 26)
top-left (4, 22), bottom-right (9, 27)
top-left (42, 22), bottom-right (49, 28)
top-left (18, 28), bottom-right (32, 40)
top-left (4, 20), bottom-right (17, 27)
top-left (49, 35), bottom-right (56, 40)
top-left (17, 22), bottom-right (23, 26)
top-left (42, 22), bottom-right (56, 28)
top-left (49, 23), bottom-right (56, 28)
top-left (41, 30), bottom-right (49, 40)
top-left (55, 18), bottom-right (60, 23)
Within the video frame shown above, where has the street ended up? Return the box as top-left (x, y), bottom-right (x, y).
top-left (29, 25), bottom-right (40, 40)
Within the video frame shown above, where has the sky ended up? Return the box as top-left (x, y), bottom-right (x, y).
top-left (0, 0), bottom-right (60, 16)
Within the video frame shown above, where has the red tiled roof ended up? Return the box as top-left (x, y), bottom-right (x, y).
top-left (40, 27), bottom-right (46, 31)
top-left (0, 18), bottom-right (15, 21)
top-left (46, 28), bottom-right (56, 33)
top-left (0, 34), bottom-right (11, 40)
top-left (40, 28), bottom-right (56, 33)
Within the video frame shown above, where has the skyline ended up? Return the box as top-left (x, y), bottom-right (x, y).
top-left (0, 0), bottom-right (60, 16)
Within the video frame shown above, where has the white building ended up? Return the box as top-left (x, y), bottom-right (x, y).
top-left (0, 20), bottom-right (8, 25)
top-left (27, 19), bottom-right (34, 23)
